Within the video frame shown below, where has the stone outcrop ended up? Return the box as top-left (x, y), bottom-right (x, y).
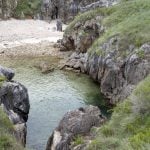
top-left (80, 0), bottom-right (117, 12)
top-left (46, 105), bottom-right (106, 150)
top-left (60, 16), bottom-right (104, 52)
top-left (41, 0), bottom-right (116, 22)
top-left (59, 6), bottom-right (150, 104)
top-left (0, 65), bottom-right (30, 146)
top-left (0, 0), bottom-right (116, 21)
top-left (0, 0), bottom-right (18, 19)
top-left (34, 61), bottom-right (55, 74)
top-left (63, 41), bottom-right (150, 104)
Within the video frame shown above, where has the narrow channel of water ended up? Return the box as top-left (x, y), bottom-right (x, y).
top-left (1, 57), bottom-right (110, 150)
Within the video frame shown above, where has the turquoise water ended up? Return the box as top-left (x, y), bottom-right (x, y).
top-left (1, 57), bottom-right (110, 150)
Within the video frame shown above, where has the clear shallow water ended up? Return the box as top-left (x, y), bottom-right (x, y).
top-left (1, 57), bottom-right (110, 150)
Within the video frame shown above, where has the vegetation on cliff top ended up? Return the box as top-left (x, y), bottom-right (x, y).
top-left (88, 75), bottom-right (150, 150)
top-left (0, 108), bottom-right (24, 150)
top-left (65, 0), bottom-right (150, 56)
top-left (89, 0), bottom-right (150, 55)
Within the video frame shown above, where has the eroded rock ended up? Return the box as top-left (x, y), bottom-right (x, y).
top-left (63, 42), bottom-right (150, 104)
top-left (0, 65), bottom-right (15, 80)
top-left (46, 105), bottom-right (106, 150)
top-left (0, 66), bottom-right (30, 146)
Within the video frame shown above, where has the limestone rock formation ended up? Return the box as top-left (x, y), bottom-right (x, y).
top-left (46, 105), bottom-right (106, 150)
top-left (63, 42), bottom-right (150, 104)
top-left (0, 65), bottom-right (15, 80)
top-left (41, 0), bottom-right (116, 22)
top-left (60, 16), bottom-right (104, 52)
top-left (0, 65), bottom-right (30, 146)
top-left (60, 0), bottom-right (150, 104)
top-left (0, 0), bottom-right (18, 19)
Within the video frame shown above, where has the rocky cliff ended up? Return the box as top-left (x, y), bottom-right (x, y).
top-left (46, 105), bottom-right (106, 150)
top-left (0, 65), bottom-right (30, 147)
top-left (41, 0), bottom-right (117, 22)
top-left (60, 0), bottom-right (150, 104)
top-left (47, 0), bottom-right (150, 146)
top-left (0, 0), bottom-right (18, 19)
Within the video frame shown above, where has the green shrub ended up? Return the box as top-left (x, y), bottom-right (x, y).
top-left (14, 0), bottom-right (42, 18)
top-left (101, 125), bottom-right (114, 137)
top-left (73, 135), bottom-right (84, 146)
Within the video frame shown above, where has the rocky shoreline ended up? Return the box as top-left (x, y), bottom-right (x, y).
top-left (58, 9), bottom-right (150, 104)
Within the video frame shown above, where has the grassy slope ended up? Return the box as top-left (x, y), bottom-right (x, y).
top-left (0, 108), bottom-right (24, 150)
top-left (89, 0), bottom-right (150, 55)
top-left (88, 75), bottom-right (150, 150)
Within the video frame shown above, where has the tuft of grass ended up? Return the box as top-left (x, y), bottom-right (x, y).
top-left (101, 125), bottom-right (114, 137)
top-left (0, 108), bottom-right (13, 131)
top-left (73, 135), bottom-right (84, 146)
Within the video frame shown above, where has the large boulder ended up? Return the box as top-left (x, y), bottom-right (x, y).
top-left (0, 65), bottom-right (15, 80)
top-left (0, 66), bottom-right (30, 146)
top-left (46, 105), bottom-right (106, 150)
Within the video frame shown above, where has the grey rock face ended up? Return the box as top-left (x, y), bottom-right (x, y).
top-left (46, 105), bottom-right (105, 150)
top-left (0, 81), bottom-right (30, 122)
top-left (0, 66), bottom-right (30, 146)
top-left (0, 65), bottom-right (15, 80)
top-left (63, 41), bottom-right (150, 104)
top-left (61, 16), bottom-right (103, 52)
top-left (0, 0), bottom-right (18, 19)
top-left (40, 0), bottom-right (116, 22)
top-left (57, 19), bottom-right (62, 31)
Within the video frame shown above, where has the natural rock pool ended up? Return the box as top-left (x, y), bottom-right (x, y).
top-left (1, 56), bottom-right (110, 150)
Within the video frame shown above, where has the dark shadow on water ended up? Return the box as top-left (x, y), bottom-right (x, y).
top-left (84, 91), bottom-right (112, 118)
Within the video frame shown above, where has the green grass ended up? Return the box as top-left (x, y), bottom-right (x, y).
top-left (14, 0), bottom-right (42, 18)
top-left (0, 108), bottom-right (24, 150)
top-left (0, 76), bottom-right (6, 87)
top-left (72, 135), bottom-right (84, 146)
top-left (88, 0), bottom-right (150, 55)
top-left (88, 75), bottom-right (150, 150)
